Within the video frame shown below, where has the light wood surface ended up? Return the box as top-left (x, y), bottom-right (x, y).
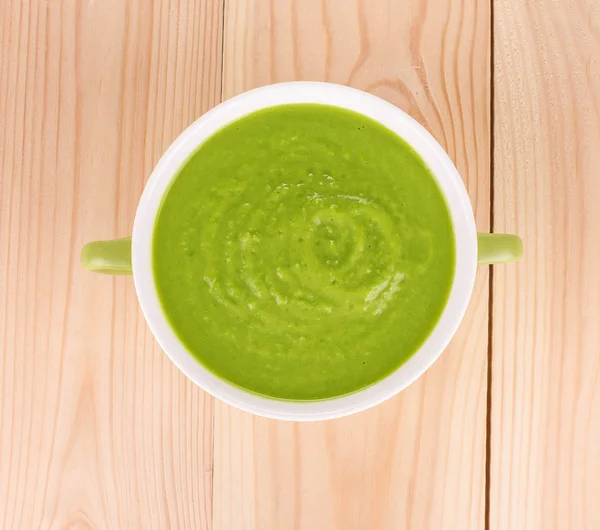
top-left (490, 0), bottom-right (600, 528)
top-left (1, 0), bottom-right (599, 529)
top-left (0, 0), bottom-right (222, 528)
top-left (215, 0), bottom-right (490, 529)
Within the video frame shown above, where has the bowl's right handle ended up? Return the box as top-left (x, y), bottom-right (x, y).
top-left (477, 233), bottom-right (523, 265)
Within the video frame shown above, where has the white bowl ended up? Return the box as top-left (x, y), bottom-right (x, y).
top-left (128, 82), bottom-right (477, 421)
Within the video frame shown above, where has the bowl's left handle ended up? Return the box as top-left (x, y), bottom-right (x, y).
top-left (81, 237), bottom-right (133, 275)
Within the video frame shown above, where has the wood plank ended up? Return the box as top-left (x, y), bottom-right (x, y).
top-left (0, 0), bottom-right (222, 528)
top-left (490, 0), bottom-right (600, 528)
top-left (214, 1), bottom-right (490, 528)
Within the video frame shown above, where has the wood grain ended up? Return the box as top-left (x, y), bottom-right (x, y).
top-left (214, 1), bottom-right (491, 528)
top-left (490, 0), bottom-right (600, 528)
top-left (0, 0), bottom-right (222, 528)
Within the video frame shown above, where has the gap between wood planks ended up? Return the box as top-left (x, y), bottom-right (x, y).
top-left (485, 0), bottom-right (495, 529)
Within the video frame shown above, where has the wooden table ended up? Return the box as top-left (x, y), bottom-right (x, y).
top-left (1, 0), bottom-right (598, 528)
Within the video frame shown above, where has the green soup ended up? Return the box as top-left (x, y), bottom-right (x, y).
top-left (153, 104), bottom-right (455, 400)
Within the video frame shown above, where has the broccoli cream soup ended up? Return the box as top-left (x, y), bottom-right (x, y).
top-left (153, 104), bottom-right (455, 400)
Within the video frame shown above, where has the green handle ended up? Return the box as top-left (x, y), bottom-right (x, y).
top-left (477, 233), bottom-right (523, 265)
top-left (81, 237), bottom-right (132, 275)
